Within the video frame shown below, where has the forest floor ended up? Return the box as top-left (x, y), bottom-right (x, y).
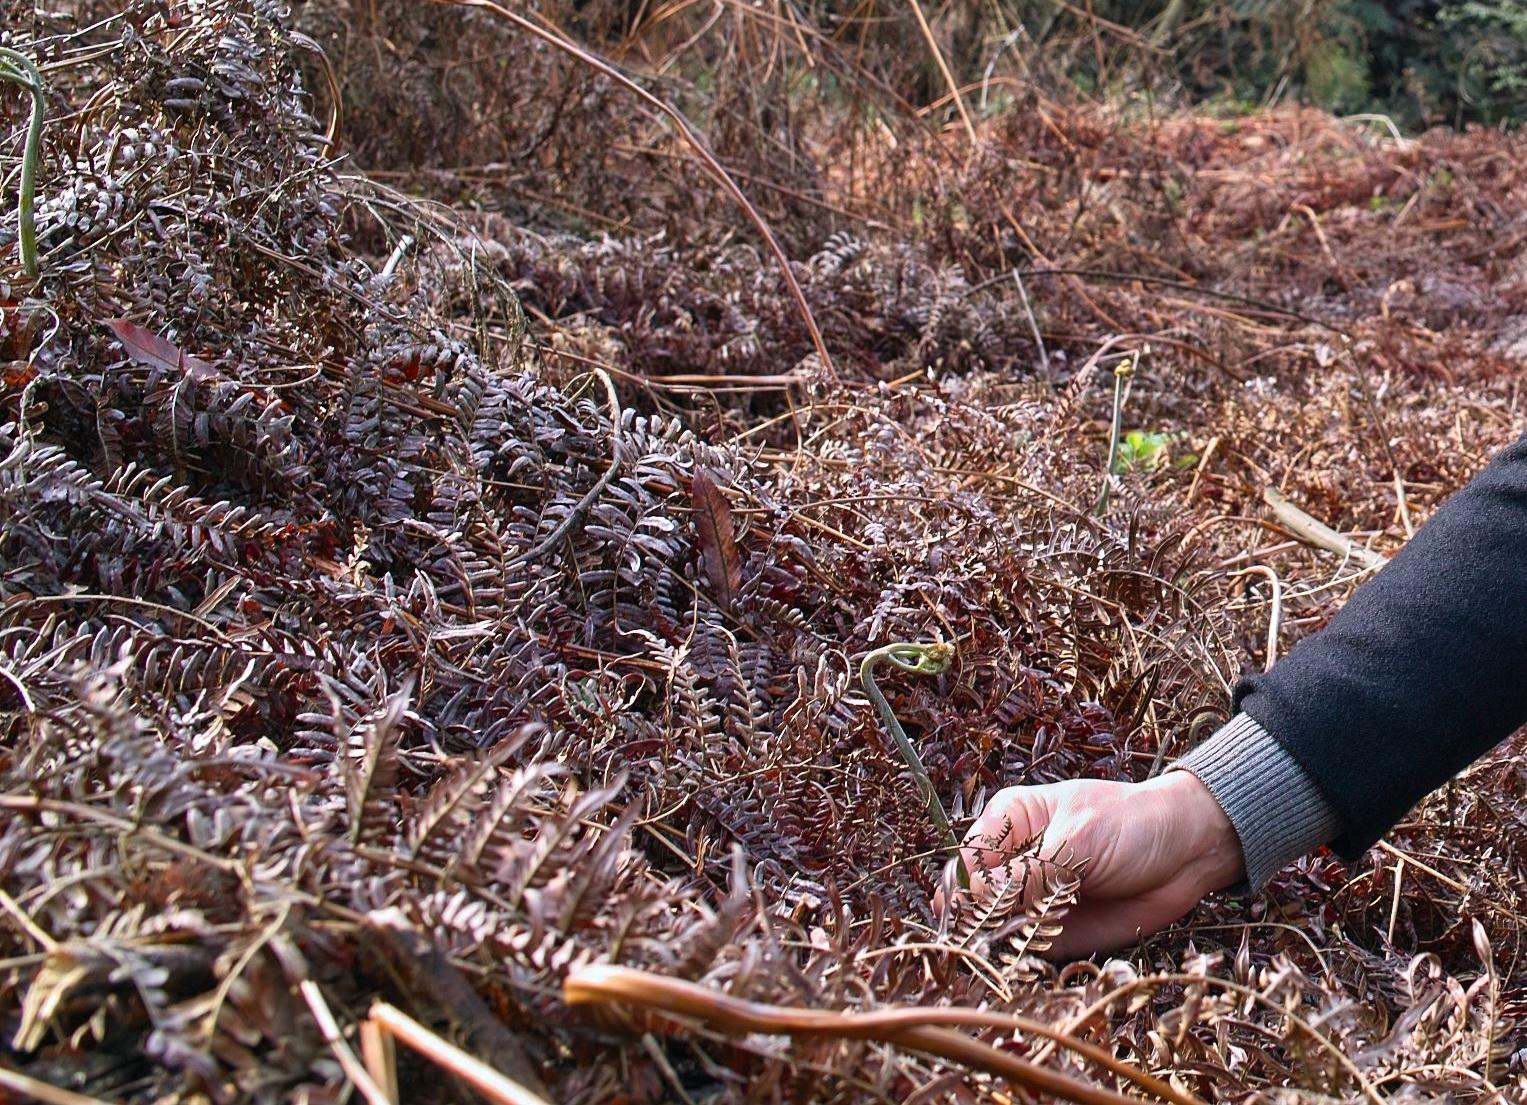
top-left (1, 3), bottom-right (1525, 1103)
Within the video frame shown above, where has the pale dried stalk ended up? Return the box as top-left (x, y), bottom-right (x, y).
top-left (0, 1068), bottom-right (114, 1098)
top-left (0, 1065), bottom-right (113, 1105)
top-left (360, 1020), bottom-right (398, 1105)
top-left (0, 885), bottom-right (55, 951)
top-left (1264, 487), bottom-right (1386, 570)
top-left (368, 1002), bottom-right (552, 1105)
top-left (300, 981), bottom-right (395, 1105)
top-left (906, 0), bottom-right (977, 147)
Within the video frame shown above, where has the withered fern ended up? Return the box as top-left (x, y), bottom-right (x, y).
top-left (0, 3), bottom-right (1522, 1104)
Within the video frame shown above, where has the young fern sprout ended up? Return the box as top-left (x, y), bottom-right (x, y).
top-left (1094, 346), bottom-right (1143, 516)
top-left (860, 641), bottom-right (968, 887)
top-left (0, 47), bottom-right (43, 279)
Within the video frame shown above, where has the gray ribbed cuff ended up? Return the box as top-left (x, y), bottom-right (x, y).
top-left (1172, 714), bottom-right (1341, 891)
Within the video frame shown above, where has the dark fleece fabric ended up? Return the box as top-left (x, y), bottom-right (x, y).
top-left (1235, 431), bottom-right (1527, 858)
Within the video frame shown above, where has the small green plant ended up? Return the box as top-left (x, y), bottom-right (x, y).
top-left (0, 47), bottom-right (43, 278)
top-left (1113, 429), bottom-right (1196, 473)
top-left (1113, 429), bottom-right (1172, 472)
top-left (859, 641), bottom-right (966, 886)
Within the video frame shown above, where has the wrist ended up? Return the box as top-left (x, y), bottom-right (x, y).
top-left (1146, 771), bottom-right (1245, 891)
top-left (1174, 714), bottom-right (1342, 890)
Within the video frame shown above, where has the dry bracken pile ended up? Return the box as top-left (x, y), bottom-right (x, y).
top-left (0, 3), bottom-right (1524, 1103)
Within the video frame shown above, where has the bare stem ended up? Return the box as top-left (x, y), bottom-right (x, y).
top-left (564, 964), bottom-right (1206, 1105)
top-left (1094, 347), bottom-right (1140, 515)
top-left (860, 641), bottom-right (965, 885)
top-left (368, 1003), bottom-right (551, 1105)
top-left (906, 0), bottom-right (977, 148)
top-left (0, 47), bottom-right (44, 279)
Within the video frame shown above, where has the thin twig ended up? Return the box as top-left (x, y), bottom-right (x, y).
top-left (0, 885), bottom-right (56, 951)
top-left (1263, 488), bottom-right (1387, 570)
top-left (1185, 434), bottom-right (1219, 503)
top-left (0, 1065), bottom-right (114, 1105)
top-left (905, 0), bottom-right (977, 147)
top-left (359, 1019), bottom-right (398, 1105)
top-left (1394, 470), bottom-right (1415, 539)
top-left (1011, 267), bottom-right (1049, 372)
top-left (0, 794), bottom-right (242, 873)
top-left (1386, 853), bottom-right (1405, 945)
top-left (965, 266), bottom-right (1348, 335)
top-left (300, 981), bottom-right (395, 1105)
top-left (506, 368), bottom-right (622, 570)
top-left (432, 0), bottom-right (837, 381)
top-left (363, 909), bottom-right (547, 1096)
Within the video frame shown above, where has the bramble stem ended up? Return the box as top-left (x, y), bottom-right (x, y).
top-left (860, 641), bottom-right (966, 886)
top-left (0, 47), bottom-right (43, 279)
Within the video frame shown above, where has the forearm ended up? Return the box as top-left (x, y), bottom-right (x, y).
top-left (1184, 430), bottom-right (1527, 877)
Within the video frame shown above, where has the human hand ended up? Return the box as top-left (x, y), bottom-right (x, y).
top-left (948, 772), bottom-right (1244, 959)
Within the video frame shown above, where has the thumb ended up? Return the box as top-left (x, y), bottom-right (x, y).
top-left (959, 784), bottom-right (1057, 897)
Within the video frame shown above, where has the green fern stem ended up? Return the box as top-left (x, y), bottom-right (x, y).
top-left (859, 641), bottom-right (967, 887)
top-left (1094, 347), bottom-right (1140, 516)
top-left (0, 47), bottom-right (44, 279)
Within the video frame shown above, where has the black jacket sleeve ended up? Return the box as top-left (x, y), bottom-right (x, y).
top-left (1235, 431), bottom-right (1527, 858)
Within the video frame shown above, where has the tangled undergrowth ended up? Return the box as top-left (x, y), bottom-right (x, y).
top-left (1, 2), bottom-right (1524, 1103)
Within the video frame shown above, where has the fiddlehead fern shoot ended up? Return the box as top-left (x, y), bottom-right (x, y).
top-left (0, 47), bottom-right (43, 278)
top-left (860, 641), bottom-right (967, 887)
top-left (1095, 347), bottom-right (1141, 516)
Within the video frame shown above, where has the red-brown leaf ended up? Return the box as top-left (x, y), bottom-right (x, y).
top-left (105, 318), bottom-right (221, 382)
top-left (692, 467), bottom-right (741, 608)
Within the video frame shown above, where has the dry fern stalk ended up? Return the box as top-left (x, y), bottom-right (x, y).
top-left (564, 964), bottom-right (1204, 1105)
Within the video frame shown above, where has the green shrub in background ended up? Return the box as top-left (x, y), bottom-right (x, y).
top-left (1087, 0), bottom-right (1527, 129)
top-left (1439, 1), bottom-right (1527, 123)
top-left (938, 0), bottom-right (1527, 130)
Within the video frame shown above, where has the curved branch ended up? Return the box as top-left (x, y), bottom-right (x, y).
top-left (564, 964), bottom-right (1206, 1105)
top-left (432, 0), bottom-right (837, 382)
